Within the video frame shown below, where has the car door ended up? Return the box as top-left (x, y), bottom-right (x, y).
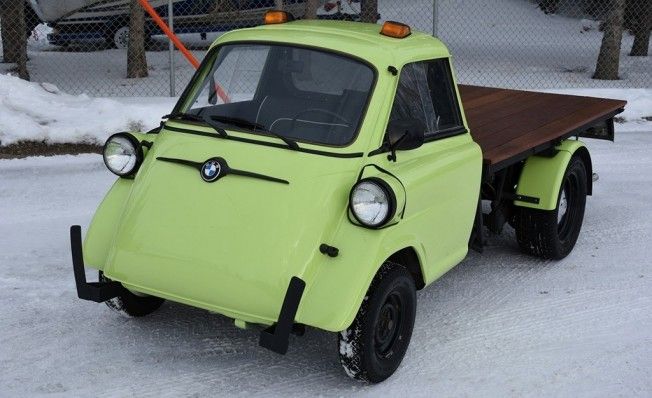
top-left (384, 58), bottom-right (482, 283)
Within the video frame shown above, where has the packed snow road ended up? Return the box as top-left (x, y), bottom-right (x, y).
top-left (1, 130), bottom-right (651, 397)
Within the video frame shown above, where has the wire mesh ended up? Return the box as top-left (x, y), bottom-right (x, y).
top-left (0, 0), bottom-right (649, 97)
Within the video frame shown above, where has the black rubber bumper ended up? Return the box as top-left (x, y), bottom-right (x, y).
top-left (70, 225), bottom-right (124, 302)
top-left (259, 276), bottom-right (306, 355)
top-left (73, 224), bottom-right (305, 353)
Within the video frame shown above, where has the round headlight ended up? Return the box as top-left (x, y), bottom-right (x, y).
top-left (350, 178), bottom-right (396, 228)
top-left (103, 133), bottom-right (143, 177)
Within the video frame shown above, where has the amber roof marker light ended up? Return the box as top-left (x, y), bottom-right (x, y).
top-left (264, 10), bottom-right (294, 25)
top-left (380, 21), bottom-right (412, 39)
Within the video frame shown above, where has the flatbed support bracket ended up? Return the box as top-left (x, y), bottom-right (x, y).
top-left (504, 193), bottom-right (540, 205)
top-left (469, 197), bottom-right (484, 253)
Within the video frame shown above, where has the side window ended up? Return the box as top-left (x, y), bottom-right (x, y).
top-left (426, 60), bottom-right (463, 133)
top-left (389, 59), bottom-right (464, 138)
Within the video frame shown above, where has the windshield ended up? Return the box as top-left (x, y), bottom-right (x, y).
top-left (177, 43), bottom-right (375, 147)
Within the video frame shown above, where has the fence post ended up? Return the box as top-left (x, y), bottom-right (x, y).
top-left (168, 0), bottom-right (175, 97)
top-left (432, 0), bottom-right (438, 37)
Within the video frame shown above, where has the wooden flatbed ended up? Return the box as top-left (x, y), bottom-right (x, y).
top-left (459, 85), bottom-right (626, 173)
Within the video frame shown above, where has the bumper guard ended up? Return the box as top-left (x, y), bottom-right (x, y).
top-left (259, 276), bottom-right (306, 355)
top-left (70, 225), bottom-right (124, 302)
top-left (72, 225), bottom-right (305, 353)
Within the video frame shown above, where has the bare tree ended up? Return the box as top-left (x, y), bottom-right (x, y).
top-left (630, 0), bottom-right (651, 56)
top-left (304, 0), bottom-right (320, 19)
top-left (361, 0), bottom-right (378, 23)
top-left (127, 0), bottom-right (148, 78)
top-left (0, 0), bottom-right (29, 80)
top-left (538, 0), bottom-right (561, 14)
top-left (593, 0), bottom-right (625, 80)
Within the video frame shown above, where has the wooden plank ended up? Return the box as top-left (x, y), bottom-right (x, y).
top-left (457, 85), bottom-right (497, 102)
top-left (463, 89), bottom-right (518, 111)
top-left (474, 97), bottom-right (597, 149)
top-left (464, 91), bottom-right (542, 130)
top-left (483, 102), bottom-right (623, 166)
top-left (466, 90), bottom-right (572, 130)
top-left (459, 85), bottom-right (626, 168)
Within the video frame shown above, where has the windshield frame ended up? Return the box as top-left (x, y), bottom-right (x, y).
top-left (171, 41), bottom-right (379, 149)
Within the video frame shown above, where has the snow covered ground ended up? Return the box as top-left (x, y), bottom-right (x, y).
top-left (1, 128), bottom-right (651, 396)
top-left (430, 0), bottom-right (652, 89)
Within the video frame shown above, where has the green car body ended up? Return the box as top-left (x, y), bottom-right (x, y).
top-left (84, 21), bottom-right (482, 332)
top-left (81, 21), bottom-right (591, 340)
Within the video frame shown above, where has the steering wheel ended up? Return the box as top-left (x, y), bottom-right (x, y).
top-left (289, 108), bottom-right (350, 130)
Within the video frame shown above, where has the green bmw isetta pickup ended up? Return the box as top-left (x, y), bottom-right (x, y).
top-left (71, 13), bottom-right (625, 382)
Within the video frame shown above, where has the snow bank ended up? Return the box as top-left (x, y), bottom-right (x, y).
top-left (0, 73), bottom-right (176, 146)
top-left (543, 88), bottom-right (652, 132)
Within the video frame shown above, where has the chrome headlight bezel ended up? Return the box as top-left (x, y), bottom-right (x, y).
top-left (102, 133), bottom-right (143, 177)
top-left (349, 177), bottom-right (397, 229)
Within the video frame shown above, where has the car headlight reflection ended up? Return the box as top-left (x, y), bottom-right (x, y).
top-left (350, 178), bottom-right (396, 228)
top-left (103, 133), bottom-right (143, 177)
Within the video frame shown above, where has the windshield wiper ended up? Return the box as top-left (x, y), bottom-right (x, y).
top-left (210, 115), bottom-right (299, 150)
top-left (163, 112), bottom-right (228, 138)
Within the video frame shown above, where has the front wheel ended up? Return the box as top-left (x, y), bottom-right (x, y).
top-left (516, 156), bottom-right (588, 259)
top-left (338, 262), bottom-right (416, 383)
top-left (99, 272), bottom-right (164, 317)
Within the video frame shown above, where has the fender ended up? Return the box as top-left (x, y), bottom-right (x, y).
top-left (514, 139), bottom-right (592, 210)
top-left (83, 132), bottom-right (156, 269)
top-left (295, 223), bottom-right (427, 332)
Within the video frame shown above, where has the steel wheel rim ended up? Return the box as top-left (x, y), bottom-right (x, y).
top-left (374, 292), bottom-right (403, 358)
top-left (558, 173), bottom-right (580, 241)
top-left (114, 27), bottom-right (129, 49)
top-left (558, 188), bottom-right (568, 224)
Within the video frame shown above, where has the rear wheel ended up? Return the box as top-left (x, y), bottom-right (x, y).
top-left (338, 262), bottom-right (416, 383)
top-left (99, 272), bottom-right (164, 317)
top-left (516, 156), bottom-right (587, 259)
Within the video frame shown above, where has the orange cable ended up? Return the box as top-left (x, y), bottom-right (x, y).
top-left (138, 0), bottom-right (229, 103)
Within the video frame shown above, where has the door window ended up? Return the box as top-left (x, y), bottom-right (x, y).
top-left (389, 59), bottom-right (464, 138)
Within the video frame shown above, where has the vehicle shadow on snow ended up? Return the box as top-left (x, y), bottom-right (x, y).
top-left (94, 229), bottom-right (557, 391)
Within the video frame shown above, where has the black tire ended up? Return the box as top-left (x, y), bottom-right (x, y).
top-left (516, 156), bottom-right (587, 260)
top-left (338, 262), bottom-right (416, 383)
top-left (99, 272), bottom-right (164, 317)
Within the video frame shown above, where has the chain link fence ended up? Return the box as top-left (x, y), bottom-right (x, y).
top-left (0, 0), bottom-right (650, 97)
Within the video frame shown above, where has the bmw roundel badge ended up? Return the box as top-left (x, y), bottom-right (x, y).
top-left (201, 159), bottom-right (222, 182)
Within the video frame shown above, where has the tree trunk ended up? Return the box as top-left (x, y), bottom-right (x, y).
top-left (0, 12), bottom-right (11, 61)
top-left (303, 0), bottom-right (320, 19)
top-left (361, 0), bottom-right (378, 23)
top-left (538, 0), bottom-right (561, 14)
top-left (593, 0), bottom-right (625, 80)
top-left (0, 0), bottom-right (29, 80)
top-left (630, 0), bottom-right (651, 56)
top-left (127, 0), bottom-right (148, 78)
